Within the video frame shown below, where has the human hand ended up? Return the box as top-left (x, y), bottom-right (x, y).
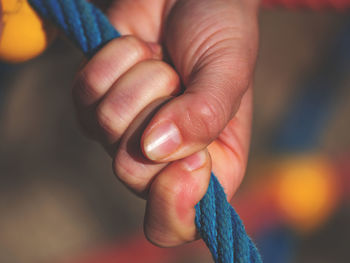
top-left (73, 0), bottom-right (259, 247)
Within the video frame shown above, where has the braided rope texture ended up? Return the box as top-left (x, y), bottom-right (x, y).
top-left (28, 0), bottom-right (120, 57)
top-left (28, 0), bottom-right (262, 262)
top-left (196, 175), bottom-right (262, 263)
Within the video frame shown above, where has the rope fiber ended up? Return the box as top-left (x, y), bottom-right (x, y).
top-left (27, 0), bottom-right (262, 262)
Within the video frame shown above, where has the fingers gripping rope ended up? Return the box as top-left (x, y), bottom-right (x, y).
top-left (27, 1), bottom-right (262, 262)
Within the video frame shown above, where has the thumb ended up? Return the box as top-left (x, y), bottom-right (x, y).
top-left (141, 0), bottom-right (259, 162)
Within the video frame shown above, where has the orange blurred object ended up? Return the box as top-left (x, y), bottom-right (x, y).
top-left (235, 154), bottom-right (343, 235)
top-left (273, 155), bottom-right (339, 232)
top-left (0, 0), bottom-right (55, 62)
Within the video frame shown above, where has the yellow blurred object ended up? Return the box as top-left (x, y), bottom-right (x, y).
top-left (0, 0), bottom-right (53, 62)
top-left (273, 155), bottom-right (338, 233)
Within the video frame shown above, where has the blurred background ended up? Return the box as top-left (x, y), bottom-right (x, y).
top-left (0, 5), bottom-right (350, 263)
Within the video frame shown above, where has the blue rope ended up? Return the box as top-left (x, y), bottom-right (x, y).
top-left (29, 0), bottom-right (120, 57)
top-left (28, 1), bottom-right (262, 262)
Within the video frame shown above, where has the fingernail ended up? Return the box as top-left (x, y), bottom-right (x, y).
top-left (183, 151), bottom-right (207, 172)
top-left (144, 121), bottom-right (182, 160)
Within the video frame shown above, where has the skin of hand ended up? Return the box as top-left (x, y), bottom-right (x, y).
top-left (73, 0), bottom-right (259, 247)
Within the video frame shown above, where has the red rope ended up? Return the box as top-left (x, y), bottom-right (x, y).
top-left (262, 0), bottom-right (350, 10)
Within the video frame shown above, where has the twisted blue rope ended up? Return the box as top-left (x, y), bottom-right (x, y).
top-left (29, 0), bottom-right (120, 57)
top-left (28, 1), bottom-right (262, 262)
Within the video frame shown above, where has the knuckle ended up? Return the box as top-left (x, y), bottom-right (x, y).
top-left (73, 70), bottom-right (101, 106)
top-left (113, 151), bottom-right (143, 193)
top-left (152, 174), bottom-right (179, 201)
top-left (130, 59), bottom-right (179, 94)
top-left (96, 104), bottom-right (121, 139)
top-left (186, 94), bottom-right (226, 141)
top-left (113, 152), bottom-right (130, 184)
top-left (123, 35), bottom-right (152, 61)
top-left (151, 61), bottom-right (180, 90)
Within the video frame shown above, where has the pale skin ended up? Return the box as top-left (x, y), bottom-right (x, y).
top-left (73, 0), bottom-right (260, 247)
